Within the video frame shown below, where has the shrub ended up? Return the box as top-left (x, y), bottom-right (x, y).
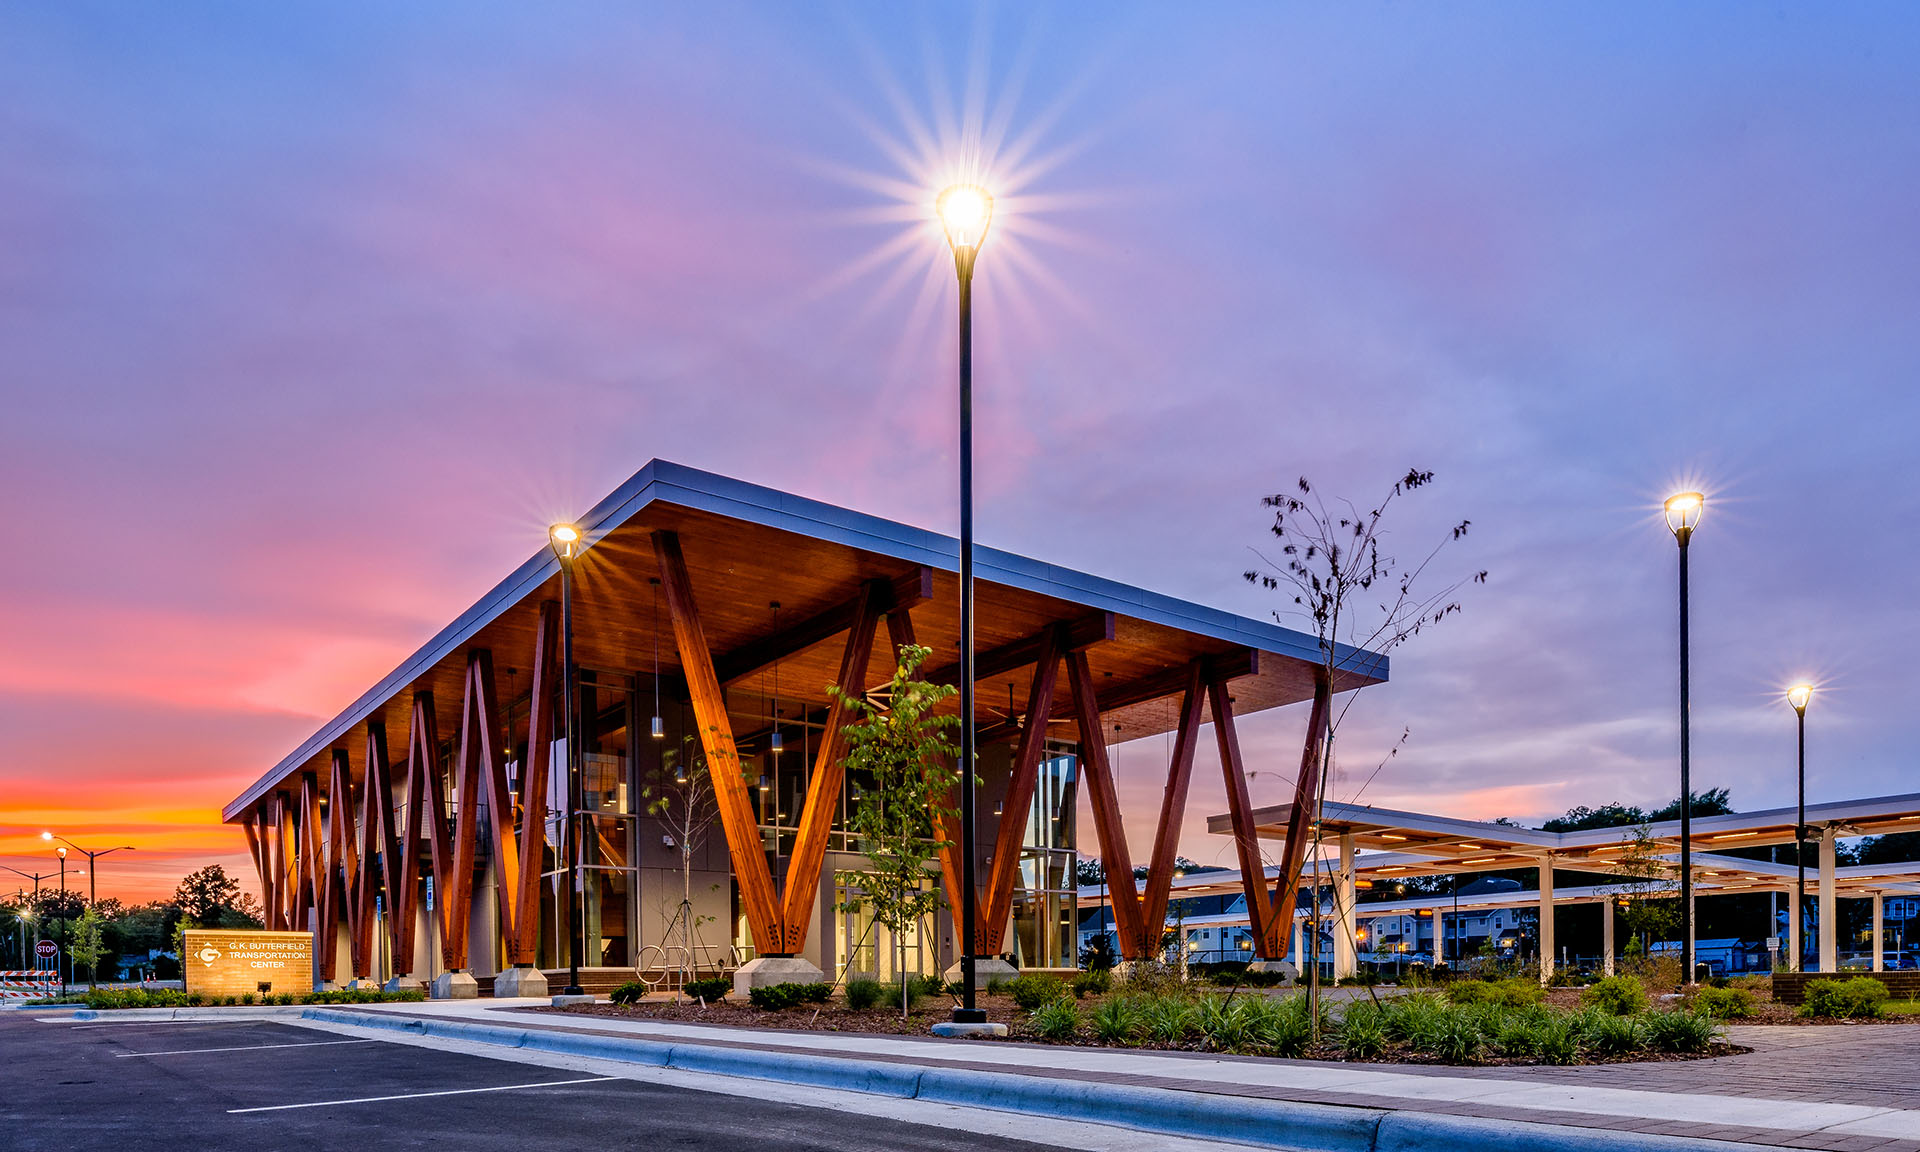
top-left (1800, 977), bottom-right (1889, 1019)
top-left (1445, 979), bottom-right (1540, 1008)
top-left (1493, 1014), bottom-right (1545, 1058)
top-left (943, 980), bottom-right (967, 996)
top-left (1090, 997), bottom-right (1140, 1043)
top-left (1073, 969), bottom-right (1113, 999)
top-left (1687, 985), bottom-right (1756, 1020)
top-left (1030, 997), bottom-right (1080, 1040)
top-left (609, 981), bottom-right (646, 1006)
top-left (1007, 972), bottom-right (1067, 1011)
top-left (907, 973), bottom-right (945, 1006)
top-left (1581, 1011), bottom-right (1643, 1057)
top-left (1643, 1010), bottom-right (1717, 1054)
top-left (1581, 975), bottom-right (1648, 1016)
top-left (747, 981), bottom-right (832, 1010)
top-left (240, 993), bottom-right (256, 1006)
top-left (845, 978), bottom-right (886, 1011)
top-left (985, 976), bottom-right (1009, 997)
top-left (683, 977), bottom-right (730, 1003)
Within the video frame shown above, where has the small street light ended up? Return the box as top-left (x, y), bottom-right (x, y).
top-left (937, 182), bottom-right (993, 1026)
top-left (550, 522), bottom-right (587, 999)
top-left (1664, 491), bottom-right (1704, 983)
top-left (1788, 683), bottom-right (1814, 971)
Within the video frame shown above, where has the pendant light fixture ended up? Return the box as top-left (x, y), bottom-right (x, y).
top-left (649, 577), bottom-right (664, 739)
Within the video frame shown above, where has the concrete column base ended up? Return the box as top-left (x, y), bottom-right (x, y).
top-left (931, 1021), bottom-right (1009, 1038)
top-left (1246, 960), bottom-right (1298, 984)
top-left (382, 975), bottom-right (425, 993)
top-left (733, 956), bottom-right (825, 998)
top-left (943, 957), bottom-right (1019, 990)
top-left (491, 967), bottom-right (549, 999)
top-left (344, 978), bottom-right (383, 991)
top-left (429, 970), bottom-right (479, 1000)
top-left (550, 993), bottom-right (596, 1007)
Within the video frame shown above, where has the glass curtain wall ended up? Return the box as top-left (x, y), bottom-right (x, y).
top-left (538, 669), bottom-right (638, 970)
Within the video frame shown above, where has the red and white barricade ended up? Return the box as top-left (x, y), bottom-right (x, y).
top-left (0, 970), bottom-right (60, 999)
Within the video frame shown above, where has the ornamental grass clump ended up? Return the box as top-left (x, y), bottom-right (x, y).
top-left (1424, 1005), bottom-right (1483, 1064)
top-left (1090, 997), bottom-right (1141, 1044)
top-left (1339, 1001), bottom-right (1388, 1061)
top-left (1536, 1014), bottom-right (1582, 1065)
top-left (1030, 997), bottom-right (1081, 1040)
top-left (1240, 995), bottom-right (1312, 1058)
top-left (1140, 995), bottom-right (1198, 1044)
top-left (1581, 1010), bottom-right (1644, 1057)
top-left (1643, 1010), bottom-right (1717, 1054)
top-left (1197, 995), bottom-right (1251, 1051)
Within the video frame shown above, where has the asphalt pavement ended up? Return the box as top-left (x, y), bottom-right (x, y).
top-left (0, 1014), bottom-right (1076, 1152)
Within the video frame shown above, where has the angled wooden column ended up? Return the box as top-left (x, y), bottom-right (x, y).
top-left (459, 648), bottom-right (525, 964)
top-left (403, 691), bottom-right (452, 975)
top-left (1065, 649), bottom-right (1149, 959)
top-left (653, 529), bottom-right (784, 955)
top-left (441, 654), bottom-right (491, 972)
top-left (1269, 670), bottom-right (1331, 962)
top-left (980, 625), bottom-right (1064, 955)
top-left (327, 748), bottom-right (370, 980)
top-left (362, 721), bottom-right (405, 976)
top-left (507, 601), bottom-right (559, 965)
top-left (243, 810), bottom-right (273, 931)
top-left (298, 771), bottom-right (338, 981)
top-left (1138, 661), bottom-right (1207, 953)
top-left (273, 792), bottom-right (298, 933)
top-left (776, 580), bottom-right (883, 953)
top-left (1210, 678), bottom-right (1276, 958)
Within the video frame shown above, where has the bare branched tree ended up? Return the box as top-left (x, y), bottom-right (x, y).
top-left (1243, 469), bottom-right (1486, 1027)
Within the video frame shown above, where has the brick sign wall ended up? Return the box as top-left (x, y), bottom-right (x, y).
top-left (182, 929), bottom-right (313, 997)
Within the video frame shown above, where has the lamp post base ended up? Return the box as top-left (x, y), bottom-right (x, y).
top-left (947, 1006), bottom-right (988, 1024)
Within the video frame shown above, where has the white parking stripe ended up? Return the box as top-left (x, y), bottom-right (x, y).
top-left (118, 1038), bottom-right (377, 1058)
top-left (226, 1076), bottom-right (621, 1113)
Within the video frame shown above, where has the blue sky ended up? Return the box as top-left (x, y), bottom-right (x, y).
top-left (3, 3), bottom-right (1917, 893)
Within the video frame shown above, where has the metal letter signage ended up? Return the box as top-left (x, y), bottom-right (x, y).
top-left (182, 929), bottom-right (314, 997)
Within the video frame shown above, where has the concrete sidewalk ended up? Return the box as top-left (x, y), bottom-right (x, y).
top-left (291, 1000), bottom-right (1920, 1151)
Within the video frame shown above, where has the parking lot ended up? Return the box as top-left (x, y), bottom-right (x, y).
top-left (0, 1014), bottom-right (1071, 1152)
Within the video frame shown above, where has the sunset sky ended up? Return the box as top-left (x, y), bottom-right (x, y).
top-left (3, 4), bottom-right (1916, 904)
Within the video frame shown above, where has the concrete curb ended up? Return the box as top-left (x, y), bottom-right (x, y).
top-left (300, 1009), bottom-right (1762, 1152)
top-left (71, 1006), bottom-right (314, 1022)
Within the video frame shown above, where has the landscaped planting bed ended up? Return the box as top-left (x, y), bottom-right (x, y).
top-left (552, 972), bottom-right (1759, 1064)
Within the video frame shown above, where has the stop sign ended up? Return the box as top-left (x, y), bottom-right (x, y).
top-left (35, 939), bottom-right (56, 958)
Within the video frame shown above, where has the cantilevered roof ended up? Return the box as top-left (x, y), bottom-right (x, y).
top-left (227, 460), bottom-right (1385, 821)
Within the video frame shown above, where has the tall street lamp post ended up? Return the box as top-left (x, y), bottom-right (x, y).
top-left (1787, 683), bottom-right (1813, 972)
top-left (550, 523), bottom-right (588, 999)
top-left (1664, 491), bottom-right (1703, 984)
top-left (55, 846), bottom-right (68, 996)
top-left (937, 183), bottom-right (993, 1025)
top-left (42, 833), bottom-right (136, 908)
